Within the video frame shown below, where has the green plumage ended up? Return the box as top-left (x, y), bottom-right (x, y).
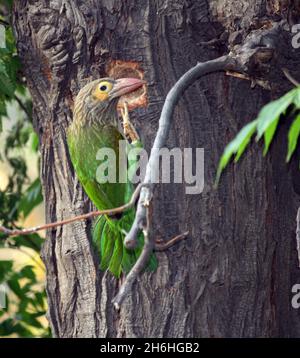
top-left (67, 78), bottom-right (157, 277)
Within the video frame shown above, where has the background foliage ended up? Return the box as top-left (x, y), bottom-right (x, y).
top-left (217, 85), bottom-right (300, 183)
top-left (0, 1), bottom-right (50, 337)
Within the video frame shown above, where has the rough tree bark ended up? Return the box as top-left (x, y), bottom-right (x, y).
top-left (13, 0), bottom-right (300, 337)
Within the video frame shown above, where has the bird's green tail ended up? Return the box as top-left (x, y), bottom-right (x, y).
top-left (92, 209), bottom-right (157, 277)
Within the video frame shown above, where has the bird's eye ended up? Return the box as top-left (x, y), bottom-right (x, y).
top-left (94, 81), bottom-right (113, 101)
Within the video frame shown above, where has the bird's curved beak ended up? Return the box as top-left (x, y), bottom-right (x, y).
top-left (109, 77), bottom-right (146, 99)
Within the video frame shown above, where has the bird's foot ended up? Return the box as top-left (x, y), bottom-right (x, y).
top-left (121, 102), bottom-right (140, 143)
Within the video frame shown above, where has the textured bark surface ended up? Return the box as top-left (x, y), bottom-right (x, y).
top-left (13, 0), bottom-right (300, 337)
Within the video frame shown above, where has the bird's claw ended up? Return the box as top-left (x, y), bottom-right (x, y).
top-left (121, 102), bottom-right (140, 143)
top-left (120, 101), bottom-right (129, 122)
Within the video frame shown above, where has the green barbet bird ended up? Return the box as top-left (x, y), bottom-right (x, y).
top-left (67, 77), bottom-right (157, 277)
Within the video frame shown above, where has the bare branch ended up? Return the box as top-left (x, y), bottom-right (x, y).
top-left (0, 183), bottom-right (144, 238)
top-left (111, 56), bottom-right (237, 308)
top-left (124, 55), bottom-right (237, 250)
top-left (112, 199), bottom-right (153, 309)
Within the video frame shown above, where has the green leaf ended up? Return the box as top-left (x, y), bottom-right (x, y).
top-left (216, 120), bottom-right (257, 184)
top-left (31, 132), bottom-right (39, 152)
top-left (19, 297), bottom-right (29, 312)
top-left (7, 277), bottom-right (24, 299)
top-left (19, 178), bottom-right (43, 218)
top-left (263, 117), bottom-right (280, 156)
top-left (0, 318), bottom-right (15, 336)
top-left (0, 318), bottom-right (33, 338)
top-left (19, 265), bottom-right (36, 281)
top-left (235, 121), bottom-right (258, 162)
top-left (0, 261), bottom-right (13, 282)
top-left (0, 96), bottom-right (7, 117)
top-left (17, 312), bottom-right (44, 329)
top-left (0, 60), bottom-right (7, 74)
top-left (0, 72), bottom-right (15, 97)
top-left (13, 234), bottom-right (44, 252)
top-left (256, 89), bottom-right (297, 140)
top-left (5, 56), bottom-right (21, 87)
top-left (293, 88), bottom-right (300, 108)
top-left (286, 113), bottom-right (300, 162)
top-left (34, 292), bottom-right (46, 310)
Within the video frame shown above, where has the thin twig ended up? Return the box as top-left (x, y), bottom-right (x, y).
top-left (14, 95), bottom-right (32, 120)
top-left (226, 71), bottom-right (271, 90)
top-left (155, 231), bottom-right (189, 252)
top-left (297, 208), bottom-right (300, 268)
top-left (0, 183), bottom-right (144, 238)
top-left (283, 68), bottom-right (300, 88)
top-left (0, 19), bottom-right (9, 27)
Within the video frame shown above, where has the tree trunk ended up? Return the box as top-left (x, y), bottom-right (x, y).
top-left (13, 0), bottom-right (300, 337)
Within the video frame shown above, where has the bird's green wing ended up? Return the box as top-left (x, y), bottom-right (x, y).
top-left (67, 124), bottom-right (128, 209)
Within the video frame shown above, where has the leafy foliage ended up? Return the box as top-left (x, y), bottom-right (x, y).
top-left (0, 5), bottom-right (49, 337)
top-left (0, 260), bottom-right (49, 337)
top-left (217, 86), bottom-right (300, 183)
